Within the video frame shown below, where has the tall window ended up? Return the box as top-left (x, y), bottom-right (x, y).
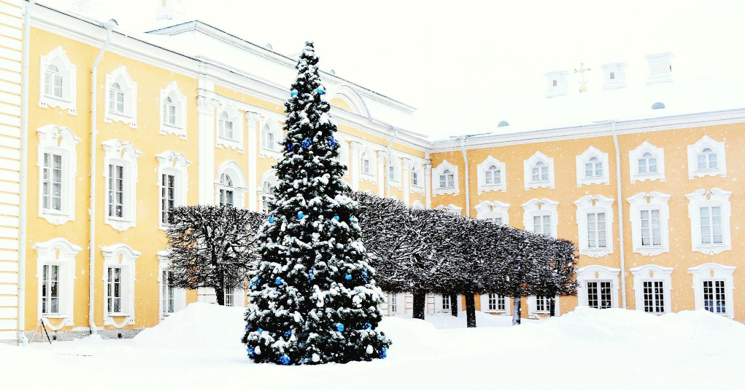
top-left (411, 170), bottom-right (419, 186)
top-left (219, 173), bottom-right (234, 207)
top-left (41, 264), bottom-right (59, 315)
top-left (219, 112), bottom-right (234, 140)
top-left (585, 157), bottom-right (603, 178)
top-left (702, 280), bottom-right (726, 315)
top-left (107, 267), bottom-right (122, 314)
top-left (225, 289), bottom-right (235, 307)
top-left (640, 209), bottom-right (661, 246)
top-left (441, 295), bottom-right (451, 311)
top-left (642, 280), bottom-right (665, 314)
top-left (533, 215), bottom-right (551, 236)
top-left (261, 181), bottom-right (273, 213)
top-left (389, 294), bottom-right (398, 314)
top-left (697, 148), bottom-right (718, 170)
top-left (485, 165), bottom-right (501, 185)
top-left (586, 281), bottom-right (612, 309)
top-left (162, 270), bottom-right (175, 316)
top-left (163, 97), bottom-right (176, 126)
top-left (439, 169), bottom-right (454, 188)
top-left (586, 212), bottom-right (607, 248)
top-left (108, 164), bottom-right (125, 218)
top-left (109, 82), bottom-right (125, 114)
top-left (362, 155), bottom-right (371, 175)
top-left (488, 294), bottom-right (505, 312)
top-left (535, 296), bottom-right (551, 312)
top-left (42, 153), bottom-right (62, 212)
top-left (44, 65), bottom-right (63, 99)
top-left (161, 174), bottom-right (175, 225)
top-left (261, 124), bottom-right (275, 150)
top-left (638, 152), bottom-right (657, 174)
top-left (389, 165), bottom-right (396, 181)
top-left (532, 161), bottom-right (549, 182)
top-left (699, 206), bottom-right (722, 244)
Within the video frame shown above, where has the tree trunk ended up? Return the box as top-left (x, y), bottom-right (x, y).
top-left (512, 297), bottom-right (521, 326)
top-left (412, 291), bottom-right (426, 320)
top-left (450, 294), bottom-right (458, 317)
top-left (215, 286), bottom-right (225, 306)
top-left (550, 296), bottom-right (556, 317)
top-left (465, 293), bottom-right (476, 328)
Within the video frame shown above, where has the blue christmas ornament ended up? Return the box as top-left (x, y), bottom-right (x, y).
top-left (364, 323), bottom-right (371, 330)
top-left (275, 277), bottom-right (283, 286)
top-left (291, 91), bottom-right (298, 97)
top-left (286, 143), bottom-right (293, 152)
top-left (316, 87), bottom-right (325, 95)
top-left (297, 211), bottom-right (305, 220)
top-left (327, 136), bottom-right (338, 149)
top-left (269, 216), bottom-right (275, 223)
top-left (362, 270), bottom-right (368, 280)
top-left (258, 328), bottom-right (263, 334)
top-left (302, 137), bottom-right (312, 148)
top-left (245, 324), bottom-right (249, 330)
top-left (279, 355), bottom-right (291, 365)
top-left (379, 348), bottom-right (387, 359)
top-left (333, 215), bottom-right (340, 221)
top-left (345, 273), bottom-right (352, 281)
top-left (336, 323), bottom-right (345, 332)
top-left (247, 347), bottom-right (254, 357)
top-left (284, 330), bottom-right (292, 338)
top-left (307, 268), bottom-right (315, 282)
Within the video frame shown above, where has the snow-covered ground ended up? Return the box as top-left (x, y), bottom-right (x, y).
top-left (0, 303), bottom-right (743, 389)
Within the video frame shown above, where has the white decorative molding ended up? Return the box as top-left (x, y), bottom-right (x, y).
top-left (388, 154), bottom-right (402, 188)
top-left (411, 200), bottom-right (425, 210)
top-left (216, 102), bottom-right (244, 152)
top-left (156, 151), bottom-right (191, 230)
top-left (630, 264), bottom-right (673, 315)
top-left (104, 65), bottom-right (138, 128)
top-left (524, 151), bottom-right (554, 190)
top-left (101, 243), bottom-right (141, 328)
top-left (215, 161), bottom-right (247, 207)
top-left (576, 146), bottom-right (609, 187)
top-left (645, 53), bottom-right (675, 85)
top-left (688, 263), bottom-right (736, 319)
top-left (600, 62), bottom-right (627, 90)
top-left (432, 160), bottom-right (459, 196)
top-left (360, 146), bottom-right (377, 183)
top-left (157, 250), bottom-right (187, 320)
top-left (574, 195), bottom-right (615, 257)
top-left (197, 95), bottom-right (218, 205)
top-left (159, 81), bottom-right (187, 139)
top-left (629, 141), bottom-right (665, 183)
top-left (544, 70), bottom-right (569, 98)
top-left (685, 188), bottom-right (732, 255)
top-left (36, 125), bottom-right (80, 225)
top-left (687, 135), bottom-right (727, 179)
top-left (102, 139), bottom-right (142, 232)
top-left (576, 265), bottom-right (620, 309)
top-left (259, 116), bottom-right (283, 159)
top-left (627, 192), bottom-right (671, 256)
top-left (38, 46), bottom-right (77, 115)
top-left (475, 200), bottom-right (510, 225)
top-left (409, 161), bottom-right (425, 194)
top-left (522, 198), bottom-right (559, 238)
top-left (33, 238), bottom-right (82, 330)
top-left (435, 204), bottom-right (462, 215)
top-left (476, 155), bottom-right (506, 194)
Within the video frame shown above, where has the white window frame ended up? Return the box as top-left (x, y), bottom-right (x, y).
top-left (104, 66), bottom-right (137, 128)
top-left (528, 295), bottom-right (560, 318)
top-left (576, 265), bottom-right (620, 309)
top-left (480, 293), bottom-right (510, 315)
top-left (477, 155), bottom-right (507, 193)
top-left (102, 139), bottom-right (141, 232)
top-left (574, 195), bottom-right (614, 257)
top-left (522, 198), bottom-right (559, 238)
top-left (688, 263), bottom-right (735, 319)
top-left (33, 238), bottom-right (81, 330)
top-left (687, 135), bottom-right (727, 179)
top-left (36, 125), bottom-right (80, 225)
top-left (629, 141), bottom-right (665, 183)
top-left (259, 117), bottom-right (282, 159)
top-left (685, 188), bottom-right (731, 255)
top-left (576, 146), bottom-right (609, 187)
top-left (388, 155), bottom-right (401, 186)
top-left (258, 170), bottom-right (279, 213)
top-left (435, 204), bottom-right (463, 215)
top-left (216, 103), bottom-right (244, 152)
top-left (630, 264), bottom-right (673, 315)
top-left (156, 250), bottom-right (187, 320)
top-left (159, 81), bottom-right (187, 139)
top-left (156, 151), bottom-right (191, 230)
top-left (215, 161), bottom-right (247, 208)
top-left (39, 46), bottom-right (77, 115)
top-left (627, 192), bottom-right (671, 256)
top-left (432, 160), bottom-right (459, 196)
top-left (360, 147), bottom-right (376, 182)
top-left (410, 162), bottom-right (425, 194)
top-left (475, 200), bottom-right (510, 226)
top-left (524, 151), bottom-right (554, 190)
top-left (101, 244), bottom-right (141, 328)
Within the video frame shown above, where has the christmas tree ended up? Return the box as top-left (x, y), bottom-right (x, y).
top-left (243, 41), bottom-right (391, 365)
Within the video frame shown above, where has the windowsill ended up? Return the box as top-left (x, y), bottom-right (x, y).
top-left (109, 111), bottom-right (131, 118)
top-left (108, 313), bottom-right (130, 317)
top-left (635, 172), bottom-right (659, 176)
top-left (42, 209), bottom-right (67, 216)
top-left (483, 183), bottom-right (503, 187)
top-left (42, 314), bottom-right (69, 319)
top-left (439, 186), bottom-right (455, 190)
top-left (218, 136), bottom-right (239, 142)
top-left (530, 180), bottom-right (550, 184)
top-left (43, 94), bottom-right (69, 103)
top-left (162, 123), bottom-right (182, 130)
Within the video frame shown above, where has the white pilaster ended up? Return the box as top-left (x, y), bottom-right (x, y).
top-left (246, 112), bottom-right (260, 211)
top-left (425, 162), bottom-right (432, 208)
top-left (377, 151), bottom-right (386, 197)
top-left (197, 96), bottom-right (218, 205)
top-left (402, 158), bottom-right (412, 205)
top-left (349, 141), bottom-right (361, 191)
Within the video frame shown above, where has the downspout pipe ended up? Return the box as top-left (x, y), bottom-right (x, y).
top-left (385, 127), bottom-right (399, 198)
top-left (460, 136), bottom-right (470, 217)
top-left (610, 120), bottom-right (627, 309)
top-left (89, 19), bottom-right (117, 335)
top-left (18, 0), bottom-right (37, 347)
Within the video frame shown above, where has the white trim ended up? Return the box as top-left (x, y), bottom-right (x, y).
top-left (528, 295), bottom-right (560, 317)
top-left (33, 238), bottom-right (82, 330)
top-left (388, 154), bottom-right (402, 188)
top-left (159, 81), bottom-right (187, 139)
top-left (409, 161), bottom-right (425, 194)
top-left (576, 265), bottom-right (620, 309)
top-left (156, 250), bottom-right (187, 320)
top-left (216, 102), bottom-right (244, 152)
top-left (101, 244), bottom-right (141, 327)
top-left (476, 155), bottom-right (507, 193)
top-left (627, 192), bottom-right (671, 256)
top-left (36, 125), bottom-right (80, 225)
top-left (475, 200), bottom-right (510, 226)
top-left (687, 135), bottom-right (727, 179)
top-left (575, 146), bottom-right (610, 187)
top-left (215, 161), bottom-right (247, 207)
top-left (688, 263), bottom-right (736, 319)
top-left (102, 139), bottom-right (142, 232)
top-left (630, 264), bottom-right (673, 315)
top-left (432, 160), bottom-right (459, 196)
top-left (480, 293), bottom-right (510, 315)
top-left (38, 46), bottom-right (76, 115)
top-left (156, 151), bottom-right (191, 230)
top-left (104, 65), bottom-right (138, 128)
top-left (258, 116), bottom-right (283, 159)
top-left (685, 188), bottom-right (732, 255)
top-left (522, 198), bottom-right (559, 238)
top-left (574, 195), bottom-right (615, 257)
top-left (524, 151), bottom-right (554, 190)
top-left (360, 146), bottom-right (377, 183)
top-left (629, 141), bottom-right (665, 183)
top-left (257, 169), bottom-right (278, 213)
top-left (435, 204), bottom-right (462, 215)
top-left (411, 200), bottom-right (425, 210)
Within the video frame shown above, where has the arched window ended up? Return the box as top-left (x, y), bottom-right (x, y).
top-left (219, 111), bottom-right (234, 140)
top-left (45, 65), bottom-right (63, 99)
top-left (411, 167), bottom-right (420, 187)
top-left (687, 136), bottom-right (726, 179)
top-left (261, 124), bottom-right (275, 151)
top-left (163, 97), bottom-right (176, 126)
top-left (219, 173), bottom-right (234, 207)
top-left (638, 152), bottom-right (657, 174)
top-left (485, 165), bottom-right (501, 185)
top-left (697, 148), bottom-right (717, 170)
top-left (585, 157), bottom-right (603, 178)
top-left (532, 161), bottom-right (549, 182)
top-left (439, 169), bottom-right (454, 188)
top-left (261, 181), bottom-right (273, 213)
top-left (361, 150), bottom-right (373, 176)
top-left (109, 82), bottom-right (125, 114)
top-left (39, 46), bottom-right (77, 114)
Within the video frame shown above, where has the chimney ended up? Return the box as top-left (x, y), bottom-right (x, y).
top-left (544, 71), bottom-right (569, 98)
top-left (600, 62), bottom-right (628, 90)
top-left (157, 0), bottom-right (185, 21)
top-left (645, 53), bottom-right (675, 85)
top-left (70, 0), bottom-right (106, 20)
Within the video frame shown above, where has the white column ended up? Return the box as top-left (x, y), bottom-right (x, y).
top-left (425, 162), bottom-right (432, 208)
top-left (349, 141), bottom-right (361, 191)
top-left (246, 112), bottom-right (260, 211)
top-left (402, 158), bottom-right (412, 205)
top-left (377, 151), bottom-right (386, 197)
top-left (197, 96), bottom-right (217, 205)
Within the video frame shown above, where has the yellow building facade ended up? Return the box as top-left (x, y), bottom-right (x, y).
top-left (0, 1), bottom-right (743, 342)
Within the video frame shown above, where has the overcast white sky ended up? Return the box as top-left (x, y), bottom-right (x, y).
top-left (51, 0), bottom-right (745, 137)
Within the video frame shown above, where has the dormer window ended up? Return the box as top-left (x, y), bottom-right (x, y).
top-left (439, 169), bottom-right (454, 188)
top-left (219, 112), bottom-right (234, 140)
top-left (552, 79), bottom-right (557, 87)
top-left (638, 152), bottom-right (657, 174)
top-left (485, 165), bottom-right (501, 185)
top-left (645, 53), bottom-right (675, 85)
top-left (45, 65), bottom-right (63, 99)
top-left (110, 82), bottom-right (125, 114)
top-left (609, 72), bottom-right (615, 80)
top-left (532, 162), bottom-right (548, 182)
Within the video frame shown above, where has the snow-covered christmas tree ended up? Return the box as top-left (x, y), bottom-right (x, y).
top-left (243, 41), bottom-right (391, 365)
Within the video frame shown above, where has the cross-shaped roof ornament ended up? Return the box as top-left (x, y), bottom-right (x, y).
top-left (574, 63), bottom-right (592, 93)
